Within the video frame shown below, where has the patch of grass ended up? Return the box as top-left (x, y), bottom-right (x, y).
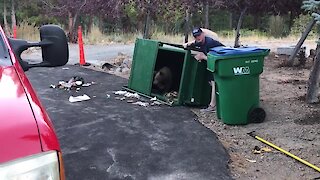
top-left (17, 21), bottom-right (39, 41)
top-left (84, 25), bottom-right (141, 45)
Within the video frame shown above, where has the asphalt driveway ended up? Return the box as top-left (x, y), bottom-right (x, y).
top-left (26, 65), bottom-right (231, 180)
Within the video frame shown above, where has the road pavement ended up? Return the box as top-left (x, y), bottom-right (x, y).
top-left (26, 65), bottom-right (232, 180)
top-left (22, 43), bottom-right (134, 66)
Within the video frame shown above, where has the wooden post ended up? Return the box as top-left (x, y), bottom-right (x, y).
top-left (288, 19), bottom-right (316, 66)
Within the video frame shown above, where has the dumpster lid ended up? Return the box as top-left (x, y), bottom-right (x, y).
top-left (209, 46), bottom-right (270, 56)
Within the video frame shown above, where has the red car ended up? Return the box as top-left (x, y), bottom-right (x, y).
top-left (0, 25), bottom-right (68, 180)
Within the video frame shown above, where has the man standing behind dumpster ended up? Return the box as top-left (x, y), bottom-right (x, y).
top-left (183, 27), bottom-right (224, 112)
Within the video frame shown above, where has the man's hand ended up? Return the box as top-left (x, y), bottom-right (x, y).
top-left (182, 40), bottom-right (195, 48)
top-left (194, 52), bottom-right (207, 62)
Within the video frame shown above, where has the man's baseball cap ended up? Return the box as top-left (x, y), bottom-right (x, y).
top-left (192, 27), bottom-right (203, 37)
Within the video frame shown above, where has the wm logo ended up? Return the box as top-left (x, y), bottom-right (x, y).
top-left (233, 67), bottom-right (250, 75)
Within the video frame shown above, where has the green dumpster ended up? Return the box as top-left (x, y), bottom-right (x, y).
top-left (207, 47), bottom-right (270, 125)
top-left (127, 38), bottom-right (211, 106)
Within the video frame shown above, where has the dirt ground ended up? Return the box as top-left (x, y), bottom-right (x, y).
top-left (89, 46), bottom-right (320, 179)
top-left (193, 53), bottom-right (320, 179)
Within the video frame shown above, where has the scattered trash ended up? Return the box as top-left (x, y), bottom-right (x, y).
top-left (82, 83), bottom-right (92, 87)
top-left (114, 90), bottom-right (140, 99)
top-left (114, 90), bottom-right (128, 95)
top-left (246, 159), bottom-right (257, 163)
top-left (52, 76), bottom-right (86, 91)
top-left (132, 101), bottom-right (149, 107)
top-left (124, 92), bottom-right (140, 99)
top-left (165, 91), bottom-right (178, 102)
top-left (252, 146), bottom-right (272, 154)
top-left (106, 94), bottom-right (111, 98)
top-left (62, 67), bottom-right (70, 70)
top-left (151, 101), bottom-right (162, 106)
top-left (253, 146), bottom-right (261, 154)
top-left (69, 94), bottom-right (91, 103)
top-left (261, 147), bottom-right (272, 153)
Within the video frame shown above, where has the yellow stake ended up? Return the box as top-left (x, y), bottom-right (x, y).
top-left (248, 131), bottom-right (320, 173)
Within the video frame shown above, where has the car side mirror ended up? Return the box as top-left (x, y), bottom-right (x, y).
top-left (8, 25), bottom-right (69, 71)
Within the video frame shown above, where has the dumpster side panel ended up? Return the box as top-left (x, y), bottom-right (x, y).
top-left (128, 39), bottom-right (158, 95)
top-left (180, 52), bottom-right (211, 106)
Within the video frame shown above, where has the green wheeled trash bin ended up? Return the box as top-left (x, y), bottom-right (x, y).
top-left (207, 47), bottom-right (270, 125)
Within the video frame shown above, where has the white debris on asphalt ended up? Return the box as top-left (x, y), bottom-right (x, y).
top-left (132, 101), bottom-right (149, 107)
top-left (106, 94), bottom-right (111, 98)
top-left (150, 97), bottom-right (157, 101)
top-left (115, 97), bottom-right (126, 101)
top-left (124, 92), bottom-right (140, 99)
top-left (62, 67), bottom-right (70, 70)
top-left (114, 90), bottom-right (128, 95)
top-left (69, 94), bottom-right (91, 103)
top-left (151, 101), bottom-right (162, 106)
top-left (50, 84), bottom-right (56, 88)
top-left (75, 81), bottom-right (83, 86)
top-left (114, 91), bottom-right (140, 99)
top-left (82, 83), bottom-right (92, 87)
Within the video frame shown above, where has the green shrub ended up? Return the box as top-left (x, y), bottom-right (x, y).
top-left (268, 15), bottom-right (290, 38)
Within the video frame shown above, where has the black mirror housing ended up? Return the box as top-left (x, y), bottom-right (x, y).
top-left (8, 25), bottom-right (69, 71)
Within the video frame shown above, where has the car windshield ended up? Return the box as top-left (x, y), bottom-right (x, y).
top-left (0, 32), bottom-right (12, 67)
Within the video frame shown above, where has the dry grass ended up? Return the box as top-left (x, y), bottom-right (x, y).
top-left (15, 23), bottom-right (318, 46)
top-left (84, 25), bottom-right (140, 45)
top-left (17, 21), bottom-right (40, 41)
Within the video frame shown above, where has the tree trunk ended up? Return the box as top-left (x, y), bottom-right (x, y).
top-left (68, 12), bottom-right (73, 33)
top-left (87, 16), bottom-right (93, 34)
top-left (288, 11), bottom-right (295, 31)
top-left (253, 15), bottom-right (259, 29)
top-left (234, 7), bottom-right (247, 48)
top-left (184, 7), bottom-right (190, 43)
top-left (143, 9), bottom-right (151, 39)
top-left (229, 12), bottom-right (233, 29)
top-left (11, 0), bottom-right (16, 30)
top-left (306, 41), bottom-right (320, 103)
top-left (204, 0), bottom-right (209, 29)
top-left (67, 0), bottom-right (87, 43)
top-left (3, 0), bottom-right (10, 36)
top-left (288, 19), bottom-right (316, 66)
top-left (67, 12), bottom-right (77, 43)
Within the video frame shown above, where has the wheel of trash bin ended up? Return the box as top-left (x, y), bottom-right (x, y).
top-left (248, 107), bottom-right (266, 123)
